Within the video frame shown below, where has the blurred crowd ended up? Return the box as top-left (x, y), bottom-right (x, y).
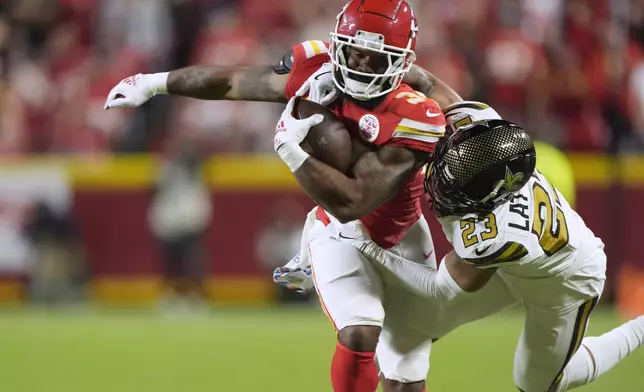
top-left (1, 0), bottom-right (644, 155)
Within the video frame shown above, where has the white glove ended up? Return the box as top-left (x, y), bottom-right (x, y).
top-left (274, 97), bottom-right (324, 148)
top-left (274, 97), bottom-right (323, 172)
top-left (296, 62), bottom-right (340, 106)
top-left (104, 73), bottom-right (169, 109)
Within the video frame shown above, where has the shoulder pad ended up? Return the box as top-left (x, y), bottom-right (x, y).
top-left (386, 88), bottom-right (446, 152)
top-left (443, 101), bottom-right (501, 133)
top-left (295, 40), bottom-right (329, 60)
top-left (283, 40), bottom-right (330, 99)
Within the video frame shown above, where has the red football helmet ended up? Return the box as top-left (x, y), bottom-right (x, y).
top-left (329, 0), bottom-right (419, 100)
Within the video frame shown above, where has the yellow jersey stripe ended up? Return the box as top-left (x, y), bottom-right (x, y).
top-left (392, 132), bottom-right (440, 144)
top-left (398, 118), bottom-right (444, 133)
top-left (302, 41), bottom-right (315, 58)
top-left (310, 40), bottom-right (322, 55)
top-left (496, 242), bottom-right (520, 262)
top-left (313, 40), bottom-right (328, 54)
top-left (463, 242), bottom-right (528, 267)
top-left (394, 125), bottom-right (445, 137)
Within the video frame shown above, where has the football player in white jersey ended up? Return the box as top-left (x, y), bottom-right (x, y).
top-left (358, 112), bottom-right (644, 391)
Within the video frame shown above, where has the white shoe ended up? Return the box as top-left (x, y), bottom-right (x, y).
top-left (272, 252), bottom-right (314, 294)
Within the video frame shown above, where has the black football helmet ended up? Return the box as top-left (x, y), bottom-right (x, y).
top-left (425, 119), bottom-right (536, 216)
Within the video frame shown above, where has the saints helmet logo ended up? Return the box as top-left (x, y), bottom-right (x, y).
top-left (481, 166), bottom-right (525, 203)
top-left (500, 166), bottom-right (524, 192)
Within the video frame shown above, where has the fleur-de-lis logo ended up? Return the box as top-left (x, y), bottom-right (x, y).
top-left (481, 166), bottom-right (524, 203)
top-left (502, 166), bottom-right (524, 192)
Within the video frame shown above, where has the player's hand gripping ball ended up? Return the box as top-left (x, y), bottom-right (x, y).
top-left (274, 97), bottom-right (325, 149)
top-left (294, 98), bottom-right (354, 173)
top-left (275, 97), bottom-right (353, 173)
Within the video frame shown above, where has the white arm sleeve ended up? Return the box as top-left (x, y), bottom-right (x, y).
top-left (378, 254), bottom-right (464, 301)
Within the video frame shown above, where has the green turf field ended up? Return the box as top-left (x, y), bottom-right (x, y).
top-left (0, 306), bottom-right (641, 392)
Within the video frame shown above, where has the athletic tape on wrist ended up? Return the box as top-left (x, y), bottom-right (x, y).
top-left (149, 72), bottom-right (169, 95)
top-left (278, 143), bottom-right (309, 172)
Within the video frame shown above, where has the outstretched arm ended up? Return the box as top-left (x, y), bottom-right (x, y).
top-left (105, 60), bottom-right (458, 109)
top-left (104, 64), bottom-right (289, 109)
top-left (370, 249), bottom-right (496, 300)
top-left (442, 250), bottom-right (497, 292)
top-left (404, 65), bottom-right (462, 109)
top-left (378, 211), bottom-right (533, 298)
top-left (166, 65), bottom-right (288, 102)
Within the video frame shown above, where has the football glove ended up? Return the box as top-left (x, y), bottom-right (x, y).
top-left (274, 97), bottom-right (324, 150)
top-left (274, 97), bottom-right (323, 172)
top-left (296, 63), bottom-right (340, 106)
top-left (104, 73), bottom-right (168, 110)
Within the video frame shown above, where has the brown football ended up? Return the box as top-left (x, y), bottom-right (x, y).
top-left (295, 98), bottom-right (353, 173)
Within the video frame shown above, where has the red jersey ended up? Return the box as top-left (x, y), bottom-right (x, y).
top-left (282, 41), bottom-right (446, 249)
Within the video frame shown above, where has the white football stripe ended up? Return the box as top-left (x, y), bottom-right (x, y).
top-left (392, 131), bottom-right (441, 143)
top-left (302, 41), bottom-right (315, 59)
top-left (398, 118), bottom-right (445, 134)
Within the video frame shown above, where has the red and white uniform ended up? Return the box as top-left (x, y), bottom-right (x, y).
top-left (281, 41), bottom-right (465, 383)
top-left (286, 40), bottom-right (445, 248)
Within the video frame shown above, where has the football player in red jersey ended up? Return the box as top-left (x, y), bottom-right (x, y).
top-left (105, 2), bottom-right (462, 391)
top-left (270, 5), bottom-right (449, 389)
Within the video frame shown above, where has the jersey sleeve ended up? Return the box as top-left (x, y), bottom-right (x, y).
top-left (384, 88), bottom-right (446, 153)
top-left (283, 40), bottom-right (330, 100)
top-left (447, 212), bottom-right (529, 269)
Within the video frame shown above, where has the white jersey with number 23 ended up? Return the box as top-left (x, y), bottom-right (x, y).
top-left (439, 170), bottom-right (605, 308)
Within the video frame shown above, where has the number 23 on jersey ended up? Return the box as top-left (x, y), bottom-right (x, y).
top-left (460, 213), bottom-right (498, 248)
top-left (460, 180), bottom-right (569, 256)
